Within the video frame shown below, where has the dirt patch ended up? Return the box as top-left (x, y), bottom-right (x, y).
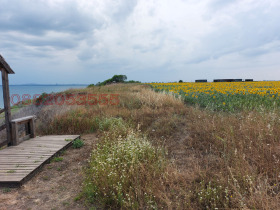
top-left (0, 134), bottom-right (97, 210)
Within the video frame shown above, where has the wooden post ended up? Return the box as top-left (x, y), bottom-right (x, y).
top-left (1, 69), bottom-right (12, 145)
top-left (11, 122), bottom-right (19, 146)
top-left (29, 118), bottom-right (35, 138)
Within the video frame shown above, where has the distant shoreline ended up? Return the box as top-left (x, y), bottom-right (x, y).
top-left (2, 84), bottom-right (89, 86)
top-left (0, 85), bottom-right (88, 108)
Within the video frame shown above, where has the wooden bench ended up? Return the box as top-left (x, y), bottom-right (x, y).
top-left (11, 116), bottom-right (36, 146)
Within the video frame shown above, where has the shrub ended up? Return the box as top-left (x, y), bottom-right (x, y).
top-left (98, 117), bottom-right (128, 135)
top-left (87, 84), bottom-right (95, 88)
top-left (196, 181), bottom-right (231, 209)
top-left (72, 138), bottom-right (84, 149)
top-left (83, 130), bottom-right (167, 209)
top-left (35, 92), bottom-right (49, 106)
top-left (97, 75), bottom-right (128, 86)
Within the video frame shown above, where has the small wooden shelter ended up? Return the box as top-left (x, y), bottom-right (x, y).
top-left (0, 54), bottom-right (14, 147)
top-left (0, 54), bottom-right (35, 147)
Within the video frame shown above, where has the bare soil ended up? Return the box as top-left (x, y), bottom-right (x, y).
top-left (0, 134), bottom-right (97, 210)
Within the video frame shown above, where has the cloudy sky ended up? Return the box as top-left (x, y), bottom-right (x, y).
top-left (1, 0), bottom-right (280, 84)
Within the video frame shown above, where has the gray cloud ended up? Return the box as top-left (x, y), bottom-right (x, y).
top-left (208, 0), bottom-right (237, 11)
top-left (0, 0), bottom-right (280, 84)
top-left (0, 0), bottom-right (97, 35)
top-left (111, 0), bottom-right (138, 21)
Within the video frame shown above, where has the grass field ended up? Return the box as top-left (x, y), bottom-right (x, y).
top-left (2, 83), bottom-right (280, 209)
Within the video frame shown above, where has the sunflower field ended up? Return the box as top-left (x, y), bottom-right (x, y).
top-left (149, 81), bottom-right (280, 112)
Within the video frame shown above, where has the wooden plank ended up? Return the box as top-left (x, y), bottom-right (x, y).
top-left (0, 157), bottom-right (47, 160)
top-left (0, 155), bottom-right (51, 158)
top-left (11, 116), bottom-right (35, 124)
top-left (0, 153), bottom-right (51, 156)
top-left (0, 168), bottom-right (35, 171)
top-left (0, 151), bottom-right (55, 155)
top-left (0, 157), bottom-right (49, 160)
top-left (0, 159), bottom-right (50, 162)
top-left (0, 170), bottom-right (33, 174)
top-left (0, 161), bottom-right (51, 164)
top-left (2, 147), bottom-right (63, 152)
top-left (0, 177), bottom-right (22, 182)
top-left (0, 165), bottom-right (41, 168)
top-left (0, 54), bottom-right (15, 74)
top-left (0, 135), bottom-right (80, 187)
top-left (0, 147), bottom-right (60, 151)
top-left (7, 144), bottom-right (68, 148)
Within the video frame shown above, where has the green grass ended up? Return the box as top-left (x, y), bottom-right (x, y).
top-left (72, 139), bottom-right (84, 149)
top-left (2, 188), bottom-right (11, 193)
top-left (51, 157), bottom-right (63, 162)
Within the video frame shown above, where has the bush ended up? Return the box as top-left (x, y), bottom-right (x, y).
top-left (97, 75), bottom-right (128, 86)
top-left (98, 117), bottom-right (128, 132)
top-left (72, 138), bottom-right (84, 149)
top-left (83, 117), bottom-right (167, 209)
top-left (35, 92), bottom-right (49, 106)
top-left (87, 84), bottom-right (95, 88)
top-left (125, 80), bottom-right (141, 83)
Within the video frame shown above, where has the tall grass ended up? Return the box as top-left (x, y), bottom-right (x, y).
top-left (83, 119), bottom-right (167, 208)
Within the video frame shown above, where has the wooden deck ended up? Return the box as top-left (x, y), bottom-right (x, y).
top-left (0, 135), bottom-right (80, 187)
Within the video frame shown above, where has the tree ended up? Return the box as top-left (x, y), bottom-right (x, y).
top-left (97, 75), bottom-right (128, 86)
top-left (111, 75), bottom-right (127, 83)
top-left (179, 80), bottom-right (183, 83)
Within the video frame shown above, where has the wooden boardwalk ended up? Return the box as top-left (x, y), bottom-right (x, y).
top-left (0, 135), bottom-right (80, 187)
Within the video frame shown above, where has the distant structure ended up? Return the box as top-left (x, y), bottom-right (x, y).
top-left (195, 80), bottom-right (207, 83)
top-left (245, 79), bottom-right (253, 82)
top-left (213, 79), bottom-right (242, 82)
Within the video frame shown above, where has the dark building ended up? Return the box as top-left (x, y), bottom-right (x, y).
top-left (213, 79), bottom-right (243, 82)
top-left (195, 80), bottom-right (207, 83)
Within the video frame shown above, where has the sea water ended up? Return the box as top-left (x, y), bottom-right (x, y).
top-left (0, 85), bottom-right (87, 108)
